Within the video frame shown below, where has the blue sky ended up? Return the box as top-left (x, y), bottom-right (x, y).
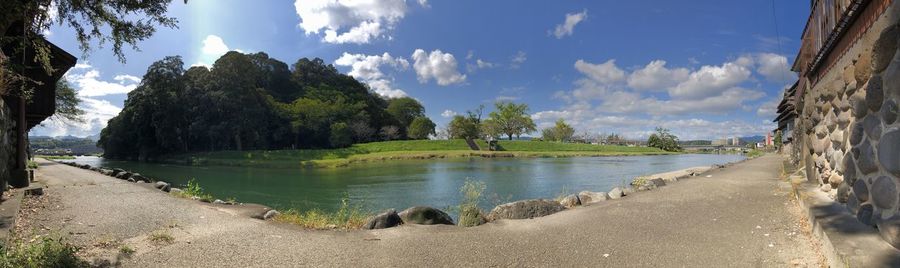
top-left (32, 0), bottom-right (809, 140)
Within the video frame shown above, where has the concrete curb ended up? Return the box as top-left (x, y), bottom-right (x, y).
top-left (789, 177), bottom-right (900, 267)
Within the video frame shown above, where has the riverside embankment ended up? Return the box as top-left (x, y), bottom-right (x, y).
top-left (14, 155), bottom-right (826, 267)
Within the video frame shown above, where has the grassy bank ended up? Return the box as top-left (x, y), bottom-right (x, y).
top-left (162, 139), bottom-right (672, 168)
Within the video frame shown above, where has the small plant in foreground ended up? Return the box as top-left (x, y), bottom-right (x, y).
top-left (457, 178), bottom-right (488, 227)
top-left (0, 235), bottom-right (88, 268)
top-left (26, 160), bottom-right (38, 169)
top-left (274, 197), bottom-right (368, 229)
top-left (148, 232), bottom-right (174, 245)
top-left (119, 245), bottom-right (135, 256)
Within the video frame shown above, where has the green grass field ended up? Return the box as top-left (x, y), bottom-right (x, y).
top-left (164, 139), bottom-right (671, 168)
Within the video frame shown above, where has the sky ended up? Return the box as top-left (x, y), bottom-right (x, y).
top-left (31, 0), bottom-right (810, 141)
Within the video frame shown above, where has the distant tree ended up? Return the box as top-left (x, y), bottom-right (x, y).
top-left (407, 117), bottom-right (436, 140)
top-left (380, 125), bottom-right (401, 141)
top-left (387, 97), bottom-right (425, 133)
top-left (348, 120), bottom-right (376, 143)
top-left (329, 122), bottom-right (352, 148)
top-left (52, 78), bottom-right (84, 123)
top-left (486, 101), bottom-right (535, 140)
top-left (448, 115), bottom-right (480, 139)
top-left (542, 119), bottom-right (575, 142)
top-left (774, 130), bottom-right (783, 151)
top-left (480, 119), bottom-right (502, 140)
top-left (647, 127), bottom-right (681, 152)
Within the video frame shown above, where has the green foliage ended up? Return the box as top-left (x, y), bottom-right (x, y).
top-left (53, 79), bottom-right (84, 123)
top-left (746, 149), bottom-right (764, 158)
top-left (774, 130), bottom-right (783, 149)
top-left (329, 122), bottom-right (353, 148)
top-left (485, 101), bottom-right (536, 140)
top-left (647, 127), bottom-right (681, 152)
top-left (407, 117), bottom-right (436, 140)
top-left (26, 160), bottom-right (38, 169)
top-left (448, 115), bottom-right (480, 139)
top-left (38, 155), bottom-right (75, 160)
top-left (99, 53), bottom-right (436, 158)
top-left (387, 97), bottom-right (425, 133)
top-left (541, 119), bottom-right (575, 142)
top-left (457, 179), bottom-right (487, 227)
top-left (275, 197), bottom-right (368, 229)
top-left (0, 236), bottom-right (87, 268)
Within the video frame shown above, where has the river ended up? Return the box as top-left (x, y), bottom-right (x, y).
top-left (65, 154), bottom-right (744, 213)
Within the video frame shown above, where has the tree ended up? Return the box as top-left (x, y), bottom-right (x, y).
top-left (386, 97), bottom-right (425, 135)
top-left (448, 115), bottom-right (480, 139)
top-left (407, 117), bottom-right (436, 140)
top-left (329, 122), bottom-right (352, 148)
top-left (542, 119), bottom-right (574, 142)
top-left (52, 79), bottom-right (84, 123)
top-left (486, 101), bottom-right (535, 140)
top-left (647, 127), bottom-right (681, 152)
top-left (380, 125), bottom-right (401, 140)
top-left (774, 130), bottom-right (783, 151)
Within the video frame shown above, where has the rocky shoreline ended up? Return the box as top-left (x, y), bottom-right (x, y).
top-left (53, 158), bottom-right (741, 231)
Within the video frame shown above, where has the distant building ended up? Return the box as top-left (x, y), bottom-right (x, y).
top-left (731, 137), bottom-right (739, 146)
top-left (711, 139), bottom-right (727, 146)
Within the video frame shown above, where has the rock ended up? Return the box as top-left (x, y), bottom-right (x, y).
top-left (843, 65), bottom-right (856, 84)
top-left (608, 187), bottom-right (624, 199)
top-left (863, 115), bottom-right (883, 142)
top-left (117, 172), bottom-right (132, 180)
top-left (487, 199), bottom-right (566, 220)
top-left (558, 194), bottom-right (581, 208)
top-left (879, 128), bottom-right (900, 177)
top-left (127, 178), bottom-right (136, 182)
top-left (843, 154), bottom-right (858, 185)
top-left (213, 199), bottom-right (226, 204)
top-left (622, 187), bottom-right (635, 196)
top-left (650, 178), bottom-right (667, 187)
top-left (837, 182), bottom-right (852, 203)
top-left (457, 206), bottom-right (487, 227)
top-left (854, 52), bottom-right (872, 85)
top-left (882, 99), bottom-right (898, 124)
top-left (821, 184), bottom-right (833, 192)
top-left (871, 176), bottom-right (898, 210)
top-left (847, 192), bottom-right (860, 215)
top-left (876, 215), bottom-right (900, 250)
top-left (154, 181), bottom-right (171, 192)
top-left (872, 24), bottom-right (899, 73)
top-left (855, 140), bottom-right (879, 175)
top-left (130, 173), bottom-right (149, 182)
top-left (858, 204), bottom-right (875, 226)
top-left (854, 179), bottom-right (870, 203)
top-left (111, 168), bottom-right (125, 177)
top-left (170, 188), bottom-right (183, 195)
top-left (262, 209), bottom-right (280, 220)
top-left (398, 206), bottom-right (454, 225)
top-left (100, 169), bottom-right (113, 176)
top-left (364, 210), bottom-right (403, 229)
top-left (829, 128), bottom-right (844, 145)
top-left (90, 167), bottom-right (100, 172)
top-left (866, 75), bottom-right (884, 112)
top-left (828, 173), bottom-right (843, 188)
top-left (579, 191), bottom-right (608, 203)
top-left (851, 91), bottom-right (868, 118)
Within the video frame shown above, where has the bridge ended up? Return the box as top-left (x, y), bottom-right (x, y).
top-left (681, 145), bottom-right (747, 153)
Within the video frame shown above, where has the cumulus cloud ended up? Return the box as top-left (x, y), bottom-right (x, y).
top-left (65, 63), bottom-right (140, 97)
top-left (334, 52), bottom-right (410, 98)
top-left (626, 60), bottom-right (690, 91)
top-left (574, 59), bottom-right (625, 84)
top-left (201, 35), bottom-right (229, 56)
top-left (31, 97), bottom-right (122, 138)
top-left (755, 53), bottom-right (796, 83)
top-left (669, 61), bottom-right (751, 99)
top-left (756, 98), bottom-right (780, 117)
top-left (294, 0), bottom-right (409, 44)
top-left (441, 109), bottom-right (457, 118)
top-left (411, 49), bottom-right (466, 85)
top-left (551, 9), bottom-right (588, 39)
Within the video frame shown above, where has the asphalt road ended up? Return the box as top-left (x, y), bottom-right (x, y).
top-left (20, 155), bottom-right (822, 267)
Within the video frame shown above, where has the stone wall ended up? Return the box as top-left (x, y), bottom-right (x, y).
top-left (796, 3), bottom-right (900, 248)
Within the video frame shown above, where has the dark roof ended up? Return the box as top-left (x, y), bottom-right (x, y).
top-left (773, 80), bottom-right (799, 123)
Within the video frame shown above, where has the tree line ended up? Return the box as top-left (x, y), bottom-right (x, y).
top-left (98, 52), bottom-right (435, 160)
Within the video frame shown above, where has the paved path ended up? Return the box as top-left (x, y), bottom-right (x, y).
top-left (19, 155), bottom-right (823, 267)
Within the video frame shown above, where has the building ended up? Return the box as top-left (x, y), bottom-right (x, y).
top-left (790, 0), bottom-right (900, 249)
top-left (1, 22), bottom-right (77, 189)
top-left (774, 81), bottom-right (798, 152)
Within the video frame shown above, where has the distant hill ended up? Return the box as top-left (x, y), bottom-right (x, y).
top-left (739, 135), bottom-right (765, 144)
top-left (29, 136), bottom-right (102, 155)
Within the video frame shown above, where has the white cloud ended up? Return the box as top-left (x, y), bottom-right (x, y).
top-left (65, 64), bottom-right (140, 97)
top-left (294, 0), bottom-right (408, 44)
top-left (411, 49), bottom-right (466, 85)
top-left (334, 52), bottom-right (409, 98)
top-left (417, 0), bottom-right (429, 8)
top-left (552, 10), bottom-right (587, 39)
top-left (31, 96), bottom-right (124, 137)
top-left (476, 59), bottom-right (495, 69)
top-left (626, 60), bottom-right (689, 91)
top-left (574, 59), bottom-right (625, 84)
top-left (669, 61), bottom-right (751, 99)
top-left (510, 51), bottom-right (527, 69)
top-left (441, 109), bottom-right (457, 118)
top-left (756, 98), bottom-right (780, 117)
top-left (755, 53), bottom-right (796, 83)
top-left (201, 35), bottom-right (229, 56)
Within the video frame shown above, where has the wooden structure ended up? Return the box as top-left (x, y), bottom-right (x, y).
top-left (773, 81), bottom-right (799, 145)
top-left (1, 23), bottom-right (77, 188)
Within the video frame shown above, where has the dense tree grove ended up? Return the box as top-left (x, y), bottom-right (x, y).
top-left (647, 127), bottom-right (681, 152)
top-left (541, 119), bottom-right (575, 142)
top-left (98, 52), bottom-right (434, 160)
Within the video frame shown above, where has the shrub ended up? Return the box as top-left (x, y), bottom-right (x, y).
top-left (0, 236), bottom-right (87, 268)
top-left (274, 197), bottom-right (368, 229)
top-left (329, 122), bottom-right (353, 148)
top-left (457, 178), bottom-right (488, 227)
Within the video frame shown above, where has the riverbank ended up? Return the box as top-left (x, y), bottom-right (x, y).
top-left (155, 140), bottom-right (673, 168)
top-left (15, 155), bottom-right (825, 266)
